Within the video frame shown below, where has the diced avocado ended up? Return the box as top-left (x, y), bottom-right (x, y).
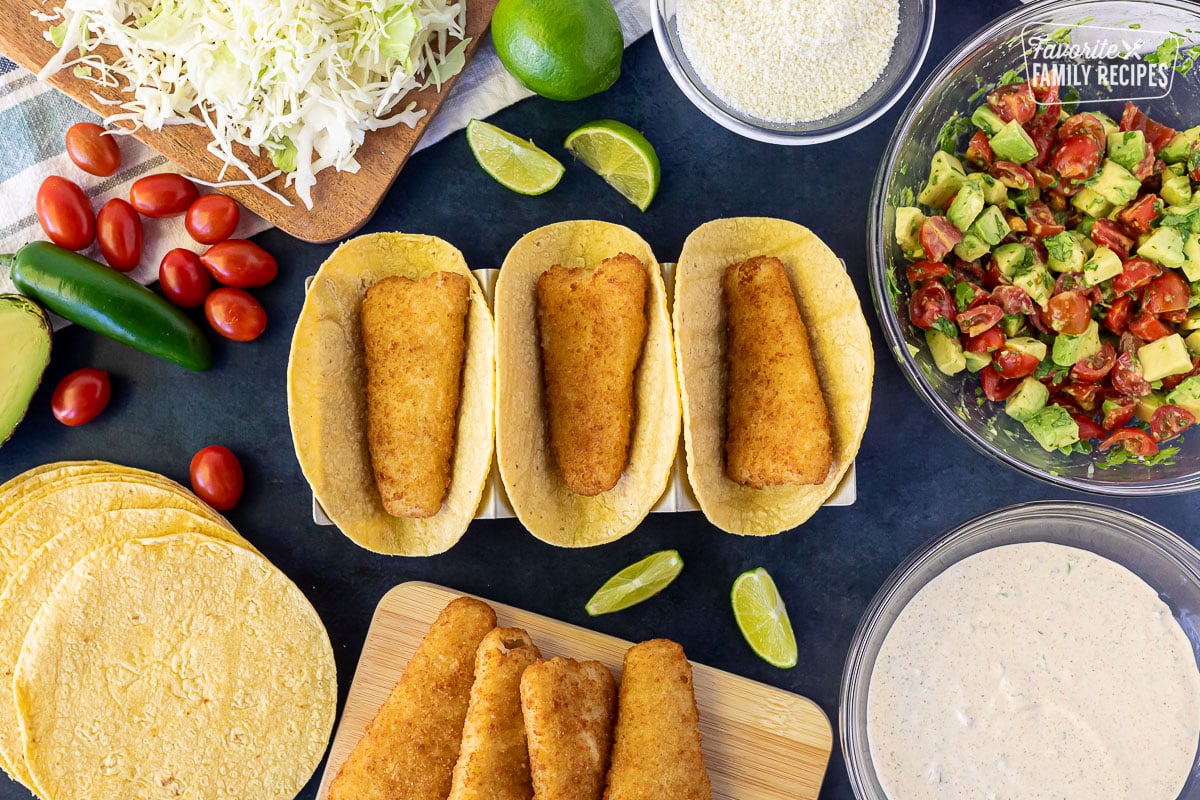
top-left (1082, 246), bottom-right (1124, 286)
top-left (1077, 215), bottom-right (1098, 237)
top-left (947, 181), bottom-right (985, 232)
top-left (1166, 375), bottom-right (1200, 418)
top-left (1162, 172), bottom-right (1193, 207)
top-left (1023, 405), bottom-right (1081, 451)
top-left (1005, 376), bottom-right (1050, 422)
top-left (1105, 130), bottom-right (1148, 173)
top-left (0, 295), bottom-right (52, 446)
top-left (1182, 232), bottom-right (1200, 282)
top-left (1138, 334), bottom-right (1193, 381)
top-left (1072, 187), bottom-right (1114, 219)
top-left (1135, 391), bottom-right (1166, 423)
top-left (1139, 226), bottom-right (1186, 268)
top-left (969, 205), bottom-right (1010, 246)
top-left (966, 172), bottom-right (1008, 206)
top-left (989, 120), bottom-right (1039, 164)
top-left (1012, 265), bottom-right (1054, 308)
top-left (1092, 111), bottom-right (1120, 138)
top-left (1180, 308), bottom-right (1200, 332)
top-left (965, 350), bottom-right (992, 373)
top-left (918, 151), bottom-right (967, 208)
top-left (1093, 159), bottom-right (1143, 207)
top-left (1052, 320), bottom-right (1101, 367)
top-left (895, 206), bottom-right (926, 254)
top-left (1045, 230), bottom-right (1087, 273)
top-left (993, 242), bottom-right (1029, 279)
top-left (1007, 336), bottom-right (1048, 362)
top-left (953, 233), bottom-right (991, 262)
top-left (971, 105), bottom-right (1006, 137)
top-left (926, 328), bottom-right (966, 376)
top-left (1188, 329), bottom-right (1200, 356)
top-left (1160, 125), bottom-right (1200, 164)
top-left (1000, 314), bottom-right (1025, 337)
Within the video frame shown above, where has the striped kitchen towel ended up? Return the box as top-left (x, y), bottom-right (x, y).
top-left (0, 0), bottom-right (651, 300)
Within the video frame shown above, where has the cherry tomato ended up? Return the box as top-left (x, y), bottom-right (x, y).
top-left (994, 348), bottom-right (1041, 379)
top-left (1128, 311), bottom-right (1172, 342)
top-left (1120, 102), bottom-right (1176, 153)
top-left (1090, 219), bottom-right (1136, 259)
top-left (1111, 351), bottom-right (1152, 397)
top-left (1070, 412), bottom-right (1106, 441)
top-left (1150, 404), bottom-right (1196, 442)
top-left (990, 161), bottom-right (1036, 190)
top-left (1058, 113), bottom-right (1107, 152)
top-left (956, 281), bottom-right (990, 309)
top-left (919, 216), bottom-right (963, 262)
top-left (1060, 382), bottom-right (1102, 413)
top-left (1104, 294), bottom-right (1134, 335)
top-left (1100, 426), bottom-right (1159, 456)
top-left (64, 122), bottom-right (121, 177)
top-left (965, 326), bottom-right (1006, 354)
top-left (1025, 201), bottom-right (1066, 239)
top-left (189, 445), bottom-right (244, 511)
top-left (906, 260), bottom-right (950, 285)
top-left (981, 366), bottom-right (1020, 401)
top-left (909, 282), bottom-right (956, 330)
top-left (957, 304), bottom-right (1003, 337)
top-left (1045, 290), bottom-right (1091, 335)
top-left (199, 240), bottom-right (277, 288)
top-left (1051, 134), bottom-right (1102, 183)
top-left (95, 198), bottom-right (143, 272)
top-left (1117, 194), bottom-right (1160, 236)
top-left (1113, 257), bottom-right (1162, 295)
top-left (185, 194), bottom-right (240, 244)
top-left (1102, 397), bottom-right (1137, 431)
top-left (966, 130), bottom-right (994, 168)
top-left (205, 288), bottom-right (267, 342)
top-left (987, 81), bottom-right (1036, 124)
top-left (1142, 271), bottom-right (1190, 315)
top-left (1027, 117), bottom-right (1059, 170)
top-left (991, 285), bottom-right (1035, 316)
top-left (36, 176), bottom-right (94, 251)
top-left (51, 368), bottom-right (110, 427)
top-left (1163, 308), bottom-right (1191, 325)
top-left (129, 173), bottom-right (199, 218)
top-left (1071, 343), bottom-right (1117, 383)
top-left (158, 249), bottom-right (212, 308)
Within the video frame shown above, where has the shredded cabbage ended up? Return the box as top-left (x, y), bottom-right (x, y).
top-left (37, 0), bottom-right (469, 208)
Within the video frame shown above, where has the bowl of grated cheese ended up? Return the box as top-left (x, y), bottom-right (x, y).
top-left (651, 0), bottom-right (934, 144)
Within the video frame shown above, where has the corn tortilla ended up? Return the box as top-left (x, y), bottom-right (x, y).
top-left (495, 221), bottom-right (680, 547)
top-left (287, 233), bottom-right (495, 555)
top-left (674, 218), bottom-right (872, 535)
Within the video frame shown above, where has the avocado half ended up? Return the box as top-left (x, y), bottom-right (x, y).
top-left (0, 295), bottom-right (51, 446)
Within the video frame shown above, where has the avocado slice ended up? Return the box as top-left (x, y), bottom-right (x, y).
top-left (1093, 159), bottom-right (1142, 207)
top-left (1012, 265), bottom-right (1054, 309)
top-left (1023, 405), bottom-right (1081, 451)
top-left (964, 350), bottom-right (992, 373)
top-left (966, 173), bottom-right (1008, 206)
top-left (947, 181), bottom-right (985, 232)
top-left (1007, 337), bottom-right (1048, 362)
top-left (926, 328), bottom-right (966, 376)
top-left (1135, 391), bottom-right (1166, 423)
top-left (1167, 376), bottom-right (1200, 418)
top-left (1005, 376), bottom-right (1050, 422)
top-left (1105, 130), bottom-right (1148, 174)
top-left (1138, 334), bottom-right (1192, 382)
top-left (1052, 320), bottom-right (1101, 367)
top-left (895, 206), bottom-right (926, 254)
top-left (1083, 246), bottom-right (1124, 286)
top-left (989, 120), bottom-right (1039, 165)
top-left (1139, 226), bottom-right (1186, 269)
top-left (1188, 329), bottom-right (1200, 356)
top-left (0, 295), bottom-right (51, 446)
top-left (1071, 187), bottom-right (1114, 219)
top-left (993, 243), bottom-right (1029, 279)
top-left (1162, 172), bottom-right (1192, 207)
top-left (1160, 125), bottom-right (1200, 164)
top-left (969, 205), bottom-right (1010, 245)
top-left (918, 151), bottom-right (967, 209)
top-left (971, 105), bottom-right (1006, 137)
top-left (1045, 231), bottom-right (1087, 273)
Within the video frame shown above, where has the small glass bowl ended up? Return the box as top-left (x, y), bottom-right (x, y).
top-left (650, 0), bottom-right (935, 144)
top-left (840, 501), bottom-right (1200, 800)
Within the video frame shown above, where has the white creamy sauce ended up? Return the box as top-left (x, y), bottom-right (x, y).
top-left (868, 542), bottom-right (1200, 800)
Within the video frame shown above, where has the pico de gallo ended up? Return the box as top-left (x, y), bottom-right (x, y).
top-left (896, 74), bottom-right (1200, 461)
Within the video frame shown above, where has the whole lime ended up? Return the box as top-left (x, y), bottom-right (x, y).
top-left (491, 0), bottom-right (624, 101)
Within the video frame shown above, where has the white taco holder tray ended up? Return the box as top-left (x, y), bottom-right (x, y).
top-left (305, 263), bottom-right (857, 526)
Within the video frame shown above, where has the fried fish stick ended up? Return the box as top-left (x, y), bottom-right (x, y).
top-left (536, 254), bottom-right (649, 496)
top-left (329, 597), bottom-right (496, 800)
top-left (521, 657), bottom-right (617, 800)
top-left (602, 640), bottom-right (712, 800)
top-left (361, 271), bottom-right (471, 518)
top-left (722, 255), bottom-right (832, 487)
top-left (449, 627), bottom-right (543, 800)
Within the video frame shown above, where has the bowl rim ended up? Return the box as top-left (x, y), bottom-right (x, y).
top-left (650, 0), bottom-right (937, 145)
top-left (838, 499), bottom-right (1200, 799)
top-left (867, 0), bottom-right (1200, 496)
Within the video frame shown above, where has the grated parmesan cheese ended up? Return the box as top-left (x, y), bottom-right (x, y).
top-left (676, 0), bottom-right (899, 123)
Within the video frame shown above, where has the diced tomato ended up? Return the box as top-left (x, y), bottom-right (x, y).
top-left (1112, 257), bottom-right (1162, 295)
top-left (990, 161), bottom-right (1036, 190)
top-left (920, 216), bottom-right (963, 262)
top-left (906, 260), bottom-right (950, 285)
top-left (1060, 382), bottom-right (1102, 413)
top-left (966, 130), bottom-right (994, 168)
top-left (1071, 342), bottom-right (1116, 383)
top-left (1100, 426), bottom-right (1159, 456)
top-left (1090, 219), bottom-right (1136, 259)
top-left (1030, 70), bottom-right (1060, 104)
top-left (1045, 290), bottom-right (1092, 335)
top-left (1120, 102), bottom-right (1176, 153)
top-left (1130, 148), bottom-right (1156, 181)
top-left (988, 82), bottom-right (1037, 124)
top-left (1025, 201), bottom-right (1066, 238)
top-left (1071, 412), bottom-right (1106, 440)
top-left (1142, 271), bottom-right (1190, 314)
top-left (1128, 311), bottom-right (1172, 341)
top-left (991, 285), bottom-right (1034, 316)
top-left (1019, 236), bottom-right (1050, 267)
top-left (965, 327), bottom-right (1006, 353)
top-left (1102, 397), bottom-right (1137, 430)
top-left (981, 366), bottom-right (1020, 401)
top-left (1053, 272), bottom-right (1087, 295)
top-left (1150, 404), bottom-right (1196, 442)
top-left (961, 282), bottom-right (991, 309)
top-left (1117, 194), bottom-right (1160, 236)
top-left (1163, 308), bottom-right (1191, 325)
top-left (1111, 351), bottom-right (1153, 397)
top-left (1026, 118), bottom-right (1058, 169)
top-left (957, 304), bottom-right (1003, 336)
top-left (1162, 357), bottom-right (1200, 390)
top-left (994, 347), bottom-right (1041, 379)
top-left (909, 281), bottom-right (957, 330)
top-left (1052, 134), bottom-right (1102, 183)
top-left (1058, 113), bottom-right (1107, 152)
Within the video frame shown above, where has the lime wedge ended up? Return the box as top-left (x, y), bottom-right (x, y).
top-left (731, 568), bottom-right (798, 669)
top-left (585, 550), bottom-right (684, 616)
top-left (563, 119), bottom-right (661, 211)
top-left (466, 119), bottom-right (565, 195)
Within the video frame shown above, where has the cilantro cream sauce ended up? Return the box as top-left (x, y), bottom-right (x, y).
top-left (867, 542), bottom-right (1200, 800)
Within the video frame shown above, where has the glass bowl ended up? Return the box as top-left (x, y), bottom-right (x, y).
top-left (651, 0), bottom-right (935, 144)
top-left (868, 0), bottom-right (1200, 495)
top-left (840, 500), bottom-right (1200, 800)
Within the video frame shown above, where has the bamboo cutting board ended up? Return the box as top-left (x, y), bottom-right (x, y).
top-left (315, 581), bottom-right (833, 800)
top-left (0, 0), bottom-right (497, 242)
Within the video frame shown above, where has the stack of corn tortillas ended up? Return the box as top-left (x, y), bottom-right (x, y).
top-left (0, 461), bottom-right (336, 800)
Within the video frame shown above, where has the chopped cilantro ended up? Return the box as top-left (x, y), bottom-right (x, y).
top-left (937, 113), bottom-right (972, 155)
top-left (1161, 206), bottom-right (1200, 240)
top-left (954, 281), bottom-right (978, 311)
top-left (1146, 36), bottom-right (1182, 66)
top-left (1049, 26), bottom-right (1073, 44)
top-left (1061, 86), bottom-right (1081, 116)
top-left (999, 69), bottom-right (1025, 86)
top-left (899, 186), bottom-right (915, 206)
top-left (932, 316), bottom-right (959, 339)
top-left (1098, 444), bottom-right (1181, 469)
top-left (1044, 232), bottom-right (1075, 263)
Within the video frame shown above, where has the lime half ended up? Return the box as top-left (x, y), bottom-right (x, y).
top-left (585, 549), bottom-right (684, 616)
top-left (564, 119), bottom-right (661, 211)
top-left (731, 568), bottom-right (798, 669)
top-left (466, 119), bottom-right (565, 195)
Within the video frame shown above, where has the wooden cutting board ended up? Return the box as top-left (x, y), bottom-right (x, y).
top-left (315, 581), bottom-right (833, 800)
top-left (0, 0), bottom-right (498, 242)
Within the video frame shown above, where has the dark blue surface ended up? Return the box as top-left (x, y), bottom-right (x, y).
top-left (5, 0), bottom-right (1199, 798)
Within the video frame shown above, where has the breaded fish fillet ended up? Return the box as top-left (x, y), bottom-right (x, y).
top-left (361, 271), bottom-right (470, 518)
top-left (536, 254), bottom-right (649, 496)
top-left (329, 597), bottom-right (496, 800)
top-left (722, 256), bottom-right (832, 487)
top-left (449, 627), bottom-right (543, 800)
top-left (520, 657), bottom-right (617, 800)
top-left (602, 640), bottom-right (712, 800)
